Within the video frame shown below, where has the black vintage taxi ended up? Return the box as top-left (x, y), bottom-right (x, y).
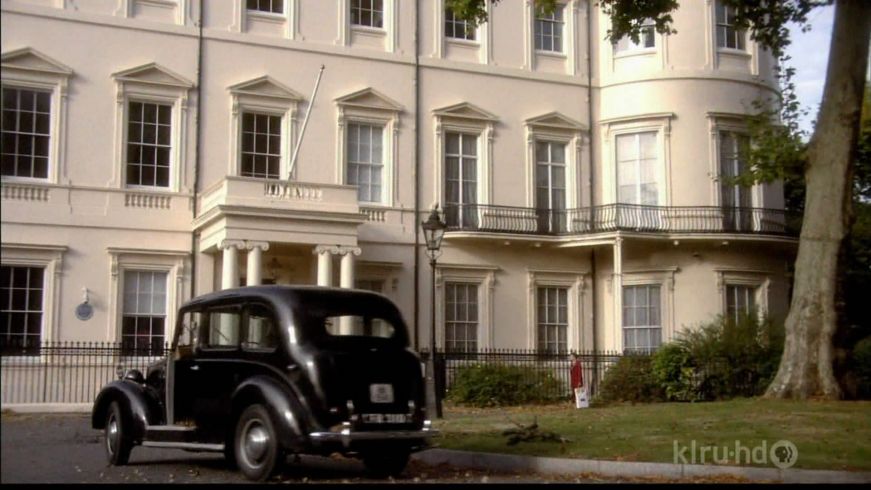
top-left (91, 286), bottom-right (435, 481)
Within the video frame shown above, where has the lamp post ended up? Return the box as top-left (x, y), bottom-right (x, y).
top-left (421, 204), bottom-right (446, 418)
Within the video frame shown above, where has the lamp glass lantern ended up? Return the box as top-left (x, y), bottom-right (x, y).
top-left (421, 206), bottom-right (447, 257)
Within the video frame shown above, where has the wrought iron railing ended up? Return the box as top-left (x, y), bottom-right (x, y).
top-left (1, 341), bottom-right (169, 405)
top-left (443, 203), bottom-right (797, 236)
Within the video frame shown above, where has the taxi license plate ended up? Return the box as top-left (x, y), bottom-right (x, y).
top-left (362, 413), bottom-right (409, 424)
top-left (369, 383), bottom-right (394, 403)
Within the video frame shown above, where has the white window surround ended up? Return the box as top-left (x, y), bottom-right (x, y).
top-left (715, 268), bottom-right (770, 320)
top-left (357, 260), bottom-right (402, 298)
top-left (524, 112), bottom-right (587, 210)
top-left (703, 0), bottom-right (759, 75)
top-left (432, 102), bottom-right (497, 209)
top-left (231, 0), bottom-right (298, 39)
top-left (435, 264), bottom-right (497, 350)
top-left (611, 267), bottom-right (677, 351)
top-left (523, 0), bottom-right (580, 75)
top-left (1, 48), bottom-right (73, 186)
top-left (228, 76), bottom-right (301, 180)
top-left (600, 112), bottom-right (674, 206)
top-left (111, 63), bottom-right (193, 193)
top-left (116, 0), bottom-right (191, 26)
top-left (0, 243), bottom-right (66, 347)
top-left (433, 0), bottom-right (491, 63)
top-left (336, 0), bottom-right (398, 53)
top-left (335, 88), bottom-right (402, 207)
top-left (526, 269), bottom-right (586, 351)
top-left (612, 22), bottom-right (656, 56)
top-left (107, 248), bottom-right (187, 344)
top-left (706, 112), bottom-right (762, 208)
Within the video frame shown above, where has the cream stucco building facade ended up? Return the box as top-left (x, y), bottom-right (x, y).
top-left (1, 0), bottom-right (796, 355)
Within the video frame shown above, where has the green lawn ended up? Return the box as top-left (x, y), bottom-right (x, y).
top-left (432, 399), bottom-right (871, 471)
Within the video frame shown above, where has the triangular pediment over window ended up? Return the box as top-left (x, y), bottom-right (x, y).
top-left (335, 88), bottom-right (403, 112)
top-left (228, 76), bottom-right (302, 101)
top-left (432, 102), bottom-right (498, 122)
top-left (525, 112), bottom-right (586, 131)
top-left (112, 62), bottom-right (194, 89)
top-left (1, 47), bottom-right (73, 76)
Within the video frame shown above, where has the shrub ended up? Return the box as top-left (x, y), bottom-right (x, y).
top-left (594, 354), bottom-right (664, 405)
top-left (657, 314), bottom-right (785, 401)
top-left (853, 336), bottom-right (871, 399)
top-left (446, 363), bottom-right (564, 407)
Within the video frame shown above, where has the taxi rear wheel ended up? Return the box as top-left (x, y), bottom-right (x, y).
top-left (234, 404), bottom-right (283, 481)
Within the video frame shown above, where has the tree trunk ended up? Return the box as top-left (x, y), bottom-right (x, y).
top-left (765, 0), bottom-right (871, 399)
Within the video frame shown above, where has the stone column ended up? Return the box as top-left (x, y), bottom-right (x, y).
top-left (337, 247), bottom-right (362, 335)
top-left (314, 245), bottom-right (338, 287)
top-left (245, 241), bottom-right (270, 286)
top-left (339, 246), bottom-right (362, 289)
top-left (220, 239), bottom-right (246, 290)
top-left (613, 236), bottom-right (624, 351)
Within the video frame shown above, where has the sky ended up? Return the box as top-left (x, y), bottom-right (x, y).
top-left (784, 4), bottom-right (834, 137)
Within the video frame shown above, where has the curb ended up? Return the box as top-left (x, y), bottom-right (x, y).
top-left (411, 448), bottom-right (871, 484)
top-left (2, 403), bottom-right (92, 413)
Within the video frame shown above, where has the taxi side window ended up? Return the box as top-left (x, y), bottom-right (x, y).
top-left (206, 308), bottom-right (241, 348)
top-left (243, 304), bottom-right (278, 351)
top-left (176, 311), bottom-right (200, 357)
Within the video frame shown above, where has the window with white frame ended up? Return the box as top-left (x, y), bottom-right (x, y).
top-left (346, 122), bottom-right (384, 203)
top-left (0, 265), bottom-right (44, 355)
top-left (725, 284), bottom-right (756, 323)
top-left (616, 131), bottom-right (658, 205)
top-left (240, 112), bottom-right (281, 179)
top-left (719, 131), bottom-right (753, 230)
top-left (351, 0), bottom-right (384, 28)
top-left (444, 282), bottom-right (478, 352)
top-left (247, 0), bottom-right (283, 14)
top-left (622, 284), bottom-right (661, 353)
top-left (1, 87), bottom-right (51, 179)
top-left (613, 20), bottom-right (656, 54)
top-left (356, 279), bottom-right (385, 294)
top-left (121, 270), bottom-right (168, 356)
top-left (535, 141), bottom-right (567, 233)
top-left (537, 286), bottom-right (568, 353)
top-left (534, 6), bottom-right (564, 53)
top-left (445, 7), bottom-right (476, 41)
top-left (444, 132), bottom-right (478, 227)
top-left (126, 101), bottom-right (172, 188)
top-left (715, 1), bottom-right (746, 50)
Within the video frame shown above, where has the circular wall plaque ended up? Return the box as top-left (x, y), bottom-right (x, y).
top-left (75, 302), bottom-right (93, 321)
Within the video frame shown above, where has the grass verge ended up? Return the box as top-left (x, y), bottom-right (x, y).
top-left (432, 398), bottom-right (871, 471)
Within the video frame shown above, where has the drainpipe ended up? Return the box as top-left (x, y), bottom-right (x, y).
top-left (412, 0), bottom-right (421, 350)
top-left (189, 0), bottom-right (204, 299)
top-left (587, 0), bottom-right (599, 391)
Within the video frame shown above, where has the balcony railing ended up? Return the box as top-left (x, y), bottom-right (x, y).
top-left (443, 203), bottom-right (798, 236)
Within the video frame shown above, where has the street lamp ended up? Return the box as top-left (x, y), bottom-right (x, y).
top-left (421, 204), bottom-right (447, 418)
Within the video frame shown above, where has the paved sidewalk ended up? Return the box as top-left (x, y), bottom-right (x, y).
top-left (413, 448), bottom-right (871, 484)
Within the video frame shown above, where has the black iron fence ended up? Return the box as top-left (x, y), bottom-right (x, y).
top-left (444, 203), bottom-right (796, 236)
top-left (0, 341), bottom-right (169, 405)
top-left (422, 349), bottom-right (625, 402)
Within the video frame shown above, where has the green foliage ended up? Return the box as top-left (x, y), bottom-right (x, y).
top-left (652, 343), bottom-right (699, 402)
top-left (853, 336), bottom-right (871, 399)
top-left (594, 354), bottom-right (664, 405)
top-left (447, 363), bottom-right (564, 407)
top-left (444, 0), bottom-right (556, 29)
top-left (653, 315), bottom-right (785, 401)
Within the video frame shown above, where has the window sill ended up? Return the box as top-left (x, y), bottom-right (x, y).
top-left (535, 50), bottom-right (567, 59)
top-left (1, 176), bottom-right (51, 185)
top-left (613, 48), bottom-right (657, 60)
top-left (125, 185), bottom-right (175, 194)
top-left (246, 11), bottom-right (287, 24)
top-left (351, 25), bottom-right (387, 36)
top-left (717, 48), bottom-right (751, 58)
top-left (446, 38), bottom-right (480, 47)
